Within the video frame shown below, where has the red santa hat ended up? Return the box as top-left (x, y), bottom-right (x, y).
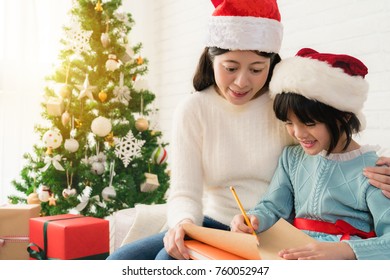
top-left (269, 48), bottom-right (369, 129)
top-left (205, 0), bottom-right (283, 52)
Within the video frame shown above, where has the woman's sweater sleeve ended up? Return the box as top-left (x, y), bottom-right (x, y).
top-left (167, 96), bottom-right (205, 227)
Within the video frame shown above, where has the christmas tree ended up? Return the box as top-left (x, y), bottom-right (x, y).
top-left (9, 0), bottom-right (170, 218)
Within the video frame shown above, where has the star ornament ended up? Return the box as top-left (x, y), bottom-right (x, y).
top-left (76, 74), bottom-right (98, 100)
top-left (48, 193), bottom-right (57, 206)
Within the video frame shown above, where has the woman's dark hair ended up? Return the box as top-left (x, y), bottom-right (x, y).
top-left (273, 93), bottom-right (361, 155)
top-left (193, 47), bottom-right (281, 92)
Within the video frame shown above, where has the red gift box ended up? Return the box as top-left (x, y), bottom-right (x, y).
top-left (28, 214), bottom-right (109, 260)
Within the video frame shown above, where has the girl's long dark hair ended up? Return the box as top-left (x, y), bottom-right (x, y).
top-left (193, 47), bottom-right (281, 92)
top-left (273, 93), bottom-right (361, 154)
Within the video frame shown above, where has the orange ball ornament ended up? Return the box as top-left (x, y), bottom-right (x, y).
top-left (135, 118), bottom-right (149, 132)
top-left (27, 192), bottom-right (40, 205)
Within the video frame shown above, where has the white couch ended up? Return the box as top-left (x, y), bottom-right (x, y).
top-left (110, 203), bottom-right (168, 253)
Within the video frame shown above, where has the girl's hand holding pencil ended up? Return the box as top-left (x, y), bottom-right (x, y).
top-left (229, 186), bottom-right (260, 245)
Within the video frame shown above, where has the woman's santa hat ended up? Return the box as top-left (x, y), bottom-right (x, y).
top-left (269, 48), bottom-right (369, 128)
top-left (205, 0), bottom-right (283, 52)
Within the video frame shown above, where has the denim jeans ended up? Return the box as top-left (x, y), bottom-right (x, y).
top-left (106, 216), bottom-right (229, 260)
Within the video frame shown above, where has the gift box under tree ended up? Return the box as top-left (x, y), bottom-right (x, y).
top-left (28, 214), bottom-right (109, 260)
top-left (0, 204), bottom-right (41, 260)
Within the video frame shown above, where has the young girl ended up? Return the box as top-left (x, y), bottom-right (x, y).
top-left (230, 48), bottom-right (390, 260)
top-left (107, 0), bottom-right (293, 260)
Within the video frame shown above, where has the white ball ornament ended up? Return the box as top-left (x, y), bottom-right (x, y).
top-left (91, 162), bottom-right (105, 175)
top-left (102, 186), bottom-right (116, 201)
top-left (91, 116), bottom-right (112, 137)
top-left (64, 138), bottom-right (79, 153)
top-left (42, 129), bottom-right (63, 150)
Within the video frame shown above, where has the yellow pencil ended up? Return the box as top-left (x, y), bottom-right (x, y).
top-left (230, 186), bottom-right (258, 239)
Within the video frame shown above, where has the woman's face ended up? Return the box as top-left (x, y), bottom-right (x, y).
top-left (213, 50), bottom-right (270, 105)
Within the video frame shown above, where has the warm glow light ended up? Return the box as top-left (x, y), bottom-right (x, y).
top-left (0, 0), bottom-right (72, 204)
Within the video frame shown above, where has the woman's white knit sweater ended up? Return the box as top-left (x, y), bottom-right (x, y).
top-left (167, 87), bottom-right (293, 227)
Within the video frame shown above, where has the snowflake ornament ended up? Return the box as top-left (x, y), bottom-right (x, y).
top-left (114, 130), bottom-right (145, 167)
top-left (65, 18), bottom-right (93, 56)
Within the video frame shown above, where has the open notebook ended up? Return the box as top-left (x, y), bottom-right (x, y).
top-left (183, 218), bottom-right (316, 260)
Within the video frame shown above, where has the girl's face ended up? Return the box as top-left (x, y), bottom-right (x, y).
top-left (285, 111), bottom-right (332, 155)
top-left (213, 50), bottom-right (270, 106)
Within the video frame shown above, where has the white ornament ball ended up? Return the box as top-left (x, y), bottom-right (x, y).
top-left (64, 138), bottom-right (79, 153)
top-left (91, 116), bottom-right (112, 137)
top-left (42, 129), bottom-right (63, 150)
top-left (91, 162), bottom-right (105, 175)
top-left (102, 186), bottom-right (116, 201)
top-left (151, 146), bottom-right (168, 165)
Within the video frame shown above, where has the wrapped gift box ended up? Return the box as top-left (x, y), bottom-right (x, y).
top-left (29, 214), bottom-right (109, 260)
top-left (46, 97), bottom-right (64, 116)
top-left (0, 204), bottom-right (41, 260)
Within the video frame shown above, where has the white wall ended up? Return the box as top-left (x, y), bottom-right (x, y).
top-left (1, 0), bottom-right (390, 204)
top-left (126, 0), bottom-right (390, 157)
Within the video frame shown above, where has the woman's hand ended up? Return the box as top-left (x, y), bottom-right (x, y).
top-left (230, 214), bottom-right (259, 234)
top-left (364, 157), bottom-right (390, 198)
top-left (163, 219), bottom-right (193, 260)
top-left (278, 242), bottom-right (356, 260)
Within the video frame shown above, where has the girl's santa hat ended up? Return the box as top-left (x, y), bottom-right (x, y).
top-left (269, 48), bottom-right (369, 128)
top-left (205, 0), bottom-right (283, 52)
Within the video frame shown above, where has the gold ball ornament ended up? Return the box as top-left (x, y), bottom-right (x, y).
top-left (27, 192), bottom-right (41, 205)
top-left (58, 84), bottom-right (71, 99)
top-left (135, 118), bottom-right (149, 132)
top-left (98, 91), bottom-right (108, 102)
